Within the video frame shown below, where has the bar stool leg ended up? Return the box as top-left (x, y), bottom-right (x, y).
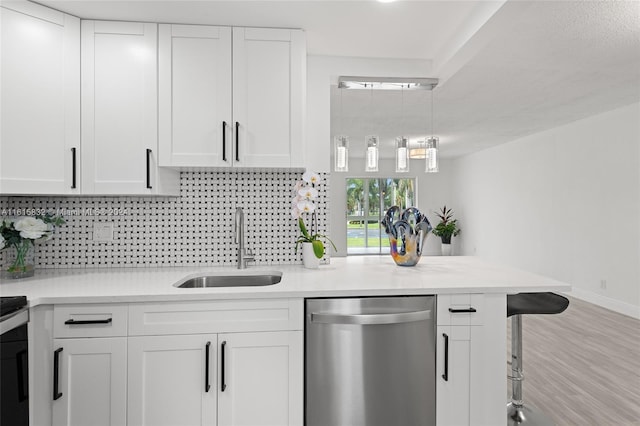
top-left (507, 315), bottom-right (556, 426)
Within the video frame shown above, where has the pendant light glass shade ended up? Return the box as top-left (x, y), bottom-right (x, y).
top-left (395, 137), bottom-right (409, 173)
top-left (334, 135), bottom-right (349, 172)
top-left (365, 135), bottom-right (379, 172)
top-left (425, 137), bottom-right (439, 173)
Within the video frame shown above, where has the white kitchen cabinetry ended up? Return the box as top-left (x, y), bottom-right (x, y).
top-left (158, 25), bottom-right (232, 168)
top-left (436, 293), bottom-right (506, 426)
top-left (128, 334), bottom-right (218, 426)
top-left (158, 25), bottom-right (305, 169)
top-left (0, 1), bottom-right (80, 195)
top-left (128, 299), bottom-right (303, 426)
top-left (81, 20), bottom-right (179, 195)
top-left (218, 331), bottom-right (303, 426)
top-left (51, 338), bottom-right (127, 426)
top-left (51, 304), bottom-right (128, 426)
top-left (127, 331), bottom-right (302, 426)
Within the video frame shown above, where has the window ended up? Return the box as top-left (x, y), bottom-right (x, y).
top-left (346, 178), bottom-right (416, 255)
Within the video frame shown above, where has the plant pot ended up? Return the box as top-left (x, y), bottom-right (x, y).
top-left (302, 242), bottom-right (320, 269)
top-left (441, 243), bottom-right (452, 256)
top-left (3, 241), bottom-right (36, 279)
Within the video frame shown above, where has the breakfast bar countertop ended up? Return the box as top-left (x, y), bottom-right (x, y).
top-left (0, 256), bottom-right (571, 306)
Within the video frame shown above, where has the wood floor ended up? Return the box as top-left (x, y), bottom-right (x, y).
top-left (507, 296), bottom-right (640, 426)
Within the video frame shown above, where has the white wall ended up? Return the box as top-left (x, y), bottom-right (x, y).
top-left (452, 102), bottom-right (640, 318)
top-left (330, 158), bottom-right (454, 257)
top-left (306, 55), bottom-right (431, 172)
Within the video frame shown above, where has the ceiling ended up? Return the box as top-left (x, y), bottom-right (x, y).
top-left (39, 0), bottom-right (640, 159)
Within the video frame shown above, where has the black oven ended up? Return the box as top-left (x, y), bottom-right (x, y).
top-left (0, 296), bottom-right (29, 426)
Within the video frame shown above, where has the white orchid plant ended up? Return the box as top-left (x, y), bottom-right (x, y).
top-left (1, 213), bottom-right (65, 273)
top-left (292, 171), bottom-right (336, 259)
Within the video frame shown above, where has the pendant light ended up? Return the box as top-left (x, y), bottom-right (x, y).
top-left (395, 85), bottom-right (409, 173)
top-left (425, 88), bottom-right (439, 173)
top-left (365, 85), bottom-right (379, 172)
top-left (365, 135), bottom-right (379, 172)
top-left (334, 88), bottom-right (349, 172)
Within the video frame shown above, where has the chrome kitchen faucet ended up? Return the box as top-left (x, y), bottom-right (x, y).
top-left (234, 207), bottom-right (255, 269)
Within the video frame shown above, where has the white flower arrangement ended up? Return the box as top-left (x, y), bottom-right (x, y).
top-left (1, 213), bottom-right (64, 273)
top-left (291, 171), bottom-right (335, 259)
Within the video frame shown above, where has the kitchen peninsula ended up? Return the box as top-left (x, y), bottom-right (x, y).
top-left (2, 256), bottom-right (570, 426)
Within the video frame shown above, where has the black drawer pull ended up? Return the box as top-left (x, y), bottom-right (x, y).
top-left (146, 148), bottom-right (152, 189)
top-left (222, 121), bottom-right (227, 162)
top-left (442, 333), bottom-right (449, 381)
top-left (221, 341), bottom-right (227, 392)
top-left (64, 318), bottom-right (113, 325)
top-left (53, 348), bottom-right (63, 400)
top-left (235, 122), bottom-right (240, 162)
top-left (205, 341), bottom-right (211, 392)
top-left (448, 307), bottom-right (477, 313)
top-left (71, 147), bottom-right (77, 189)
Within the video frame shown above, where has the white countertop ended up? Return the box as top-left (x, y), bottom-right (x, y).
top-left (0, 256), bottom-right (571, 306)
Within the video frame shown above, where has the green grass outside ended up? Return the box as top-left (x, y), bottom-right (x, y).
top-left (346, 221), bottom-right (390, 248)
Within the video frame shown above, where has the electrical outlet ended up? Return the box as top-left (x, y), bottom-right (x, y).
top-left (600, 279), bottom-right (607, 290)
top-left (93, 223), bottom-right (113, 242)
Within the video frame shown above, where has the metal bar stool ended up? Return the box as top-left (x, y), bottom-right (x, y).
top-left (507, 292), bottom-right (569, 426)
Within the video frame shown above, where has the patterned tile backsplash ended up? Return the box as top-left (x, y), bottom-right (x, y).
top-left (0, 171), bottom-right (330, 268)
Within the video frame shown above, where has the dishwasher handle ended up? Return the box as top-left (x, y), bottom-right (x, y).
top-left (311, 309), bottom-right (431, 325)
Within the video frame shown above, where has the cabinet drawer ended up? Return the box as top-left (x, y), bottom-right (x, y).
top-left (437, 294), bottom-right (484, 326)
top-left (128, 299), bottom-right (303, 336)
top-left (54, 304), bottom-right (128, 338)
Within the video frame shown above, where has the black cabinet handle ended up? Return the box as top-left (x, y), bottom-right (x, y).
top-left (205, 341), bottom-right (211, 392)
top-left (71, 147), bottom-right (77, 189)
top-left (53, 348), bottom-right (63, 400)
top-left (64, 318), bottom-right (112, 325)
top-left (235, 122), bottom-right (239, 162)
top-left (146, 149), bottom-right (152, 189)
top-left (221, 341), bottom-right (227, 392)
top-left (222, 121), bottom-right (227, 162)
top-left (17, 349), bottom-right (28, 402)
top-left (448, 307), bottom-right (477, 313)
top-left (442, 333), bottom-right (449, 381)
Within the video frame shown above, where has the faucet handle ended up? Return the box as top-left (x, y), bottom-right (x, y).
top-left (243, 249), bottom-right (256, 267)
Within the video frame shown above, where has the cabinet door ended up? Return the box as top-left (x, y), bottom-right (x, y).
top-left (232, 28), bottom-right (305, 168)
top-left (436, 325), bottom-right (473, 426)
top-left (158, 24), bottom-right (232, 168)
top-left (128, 335), bottom-right (217, 426)
top-left (52, 337), bottom-right (127, 426)
top-left (218, 331), bottom-right (303, 426)
top-left (81, 21), bottom-right (178, 195)
top-left (0, 2), bottom-right (79, 195)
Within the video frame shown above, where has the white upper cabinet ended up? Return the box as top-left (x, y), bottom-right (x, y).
top-left (0, 1), bottom-right (80, 195)
top-left (81, 20), bottom-right (179, 195)
top-left (159, 24), bottom-right (306, 169)
top-left (158, 25), bottom-right (232, 168)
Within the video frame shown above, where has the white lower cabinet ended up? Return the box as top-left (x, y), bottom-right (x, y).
top-left (128, 334), bottom-right (218, 426)
top-left (436, 325), bottom-right (476, 426)
top-left (218, 331), bottom-right (303, 426)
top-left (436, 293), bottom-right (506, 426)
top-left (52, 337), bottom-right (127, 426)
top-left (127, 331), bottom-right (303, 426)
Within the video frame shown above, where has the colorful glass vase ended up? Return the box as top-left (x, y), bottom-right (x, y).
top-left (381, 206), bottom-right (432, 267)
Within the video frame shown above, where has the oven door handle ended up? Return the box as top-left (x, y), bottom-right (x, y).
top-left (0, 307), bottom-right (29, 335)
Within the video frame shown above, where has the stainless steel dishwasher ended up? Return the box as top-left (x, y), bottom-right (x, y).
top-left (306, 296), bottom-right (436, 426)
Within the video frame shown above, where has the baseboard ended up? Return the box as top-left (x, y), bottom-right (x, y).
top-left (566, 287), bottom-right (640, 320)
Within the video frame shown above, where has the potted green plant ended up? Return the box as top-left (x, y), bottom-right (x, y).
top-left (432, 206), bottom-right (460, 255)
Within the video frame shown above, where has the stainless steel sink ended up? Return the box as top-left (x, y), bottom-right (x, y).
top-left (175, 272), bottom-right (282, 288)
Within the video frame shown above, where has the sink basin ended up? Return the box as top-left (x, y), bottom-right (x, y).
top-left (175, 272), bottom-right (282, 288)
